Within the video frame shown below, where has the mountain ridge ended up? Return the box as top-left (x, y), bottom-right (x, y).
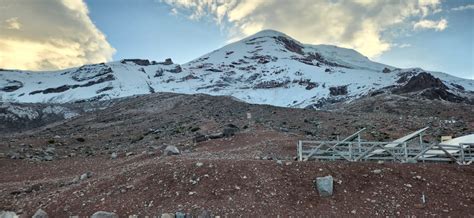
top-left (1, 29), bottom-right (473, 107)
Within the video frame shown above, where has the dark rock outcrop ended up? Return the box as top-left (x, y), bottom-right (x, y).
top-left (275, 36), bottom-right (303, 54)
top-left (329, 85), bottom-right (348, 96)
top-left (393, 72), bottom-right (469, 103)
top-left (254, 80), bottom-right (290, 89)
top-left (1, 80), bottom-right (23, 92)
top-left (30, 75), bottom-right (115, 95)
top-left (420, 88), bottom-right (467, 103)
top-left (167, 65), bottom-right (182, 73)
top-left (120, 59), bottom-right (151, 66)
top-left (394, 72), bottom-right (447, 93)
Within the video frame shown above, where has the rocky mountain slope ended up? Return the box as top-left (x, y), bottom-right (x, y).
top-left (1, 92), bottom-right (473, 216)
top-left (1, 30), bottom-right (473, 108)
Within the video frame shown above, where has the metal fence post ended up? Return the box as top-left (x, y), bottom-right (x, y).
top-left (298, 141), bottom-right (303, 161)
top-left (404, 142), bottom-right (408, 162)
top-left (349, 142), bottom-right (353, 161)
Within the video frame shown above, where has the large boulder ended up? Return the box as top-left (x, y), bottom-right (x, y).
top-left (91, 211), bottom-right (118, 218)
top-left (315, 175), bottom-right (334, 197)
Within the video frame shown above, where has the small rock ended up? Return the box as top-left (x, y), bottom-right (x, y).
top-left (276, 160), bottom-right (283, 165)
top-left (164, 145), bottom-right (180, 155)
top-left (91, 211), bottom-right (118, 218)
top-left (285, 162), bottom-right (292, 166)
top-left (43, 155), bottom-right (53, 161)
top-left (175, 212), bottom-right (185, 218)
top-left (195, 162), bottom-right (204, 167)
top-left (160, 213), bottom-right (174, 218)
top-left (315, 175), bottom-right (333, 197)
top-left (125, 152), bottom-right (134, 157)
top-left (80, 172), bottom-right (92, 180)
top-left (45, 147), bottom-right (55, 154)
top-left (192, 134), bottom-right (207, 143)
top-left (351, 210), bottom-right (356, 214)
top-left (405, 184), bottom-right (412, 188)
top-left (372, 169), bottom-right (382, 174)
top-left (8, 152), bottom-right (20, 159)
top-left (111, 152), bottom-right (118, 159)
top-left (199, 210), bottom-right (211, 218)
top-left (414, 203), bottom-right (426, 209)
top-left (32, 209), bottom-right (48, 218)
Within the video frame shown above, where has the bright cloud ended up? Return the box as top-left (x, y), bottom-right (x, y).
top-left (0, 0), bottom-right (115, 71)
top-left (414, 19), bottom-right (448, 31)
top-left (163, 0), bottom-right (443, 58)
top-left (451, 4), bottom-right (474, 11)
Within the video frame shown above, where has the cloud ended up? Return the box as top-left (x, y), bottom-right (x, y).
top-left (393, 43), bottom-right (412, 48)
top-left (0, 0), bottom-right (115, 71)
top-left (451, 4), bottom-right (474, 11)
top-left (4, 17), bottom-right (21, 30)
top-left (163, 0), bottom-right (442, 58)
top-left (413, 18), bottom-right (448, 31)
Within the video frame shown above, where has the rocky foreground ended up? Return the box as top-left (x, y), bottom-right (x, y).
top-left (1, 92), bottom-right (473, 216)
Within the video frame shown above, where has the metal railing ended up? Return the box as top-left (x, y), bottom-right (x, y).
top-left (297, 140), bottom-right (474, 165)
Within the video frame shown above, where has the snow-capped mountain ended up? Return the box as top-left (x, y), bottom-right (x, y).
top-left (1, 30), bottom-right (473, 108)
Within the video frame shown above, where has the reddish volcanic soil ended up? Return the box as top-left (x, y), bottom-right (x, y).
top-left (1, 129), bottom-right (473, 217)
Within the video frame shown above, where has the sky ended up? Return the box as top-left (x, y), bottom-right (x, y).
top-left (0, 0), bottom-right (472, 80)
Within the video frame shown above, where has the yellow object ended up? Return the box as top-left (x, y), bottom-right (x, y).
top-left (441, 136), bottom-right (452, 142)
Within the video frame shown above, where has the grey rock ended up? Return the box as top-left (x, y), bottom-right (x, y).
top-left (0, 211), bottom-right (18, 218)
top-left (160, 213), bottom-right (174, 218)
top-left (90, 211), bottom-right (118, 218)
top-left (125, 152), bottom-right (134, 157)
top-left (45, 147), bottom-right (55, 154)
top-left (372, 169), bottom-right (382, 174)
top-left (32, 209), bottom-right (48, 218)
top-left (198, 210), bottom-right (211, 218)
top-left (193, 134), bottom-right (208, 143)
top-left (80, 171), bottom-right (92, 180)
top-left (8, 152), bottom-right (21, 159)
top-left (175, 212), bottom-right (185, 218)
top-left (43, 155), bottom-right (53, 161)
top-left (406, 158), bottom-right (418, 163)
top-left (111, 152), bottom-right (118, 159)
top-left (223, 128), bottom-right (237, 137)
top-left (164, 145), bottom-right (180, 155)
top-left (315, 175), bottom-right (333, 197)
top-left (207, 133), bottom-right (223, 139)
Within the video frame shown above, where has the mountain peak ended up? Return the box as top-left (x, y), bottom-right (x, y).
top-left (249, 29), bottom-right (289, 38)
